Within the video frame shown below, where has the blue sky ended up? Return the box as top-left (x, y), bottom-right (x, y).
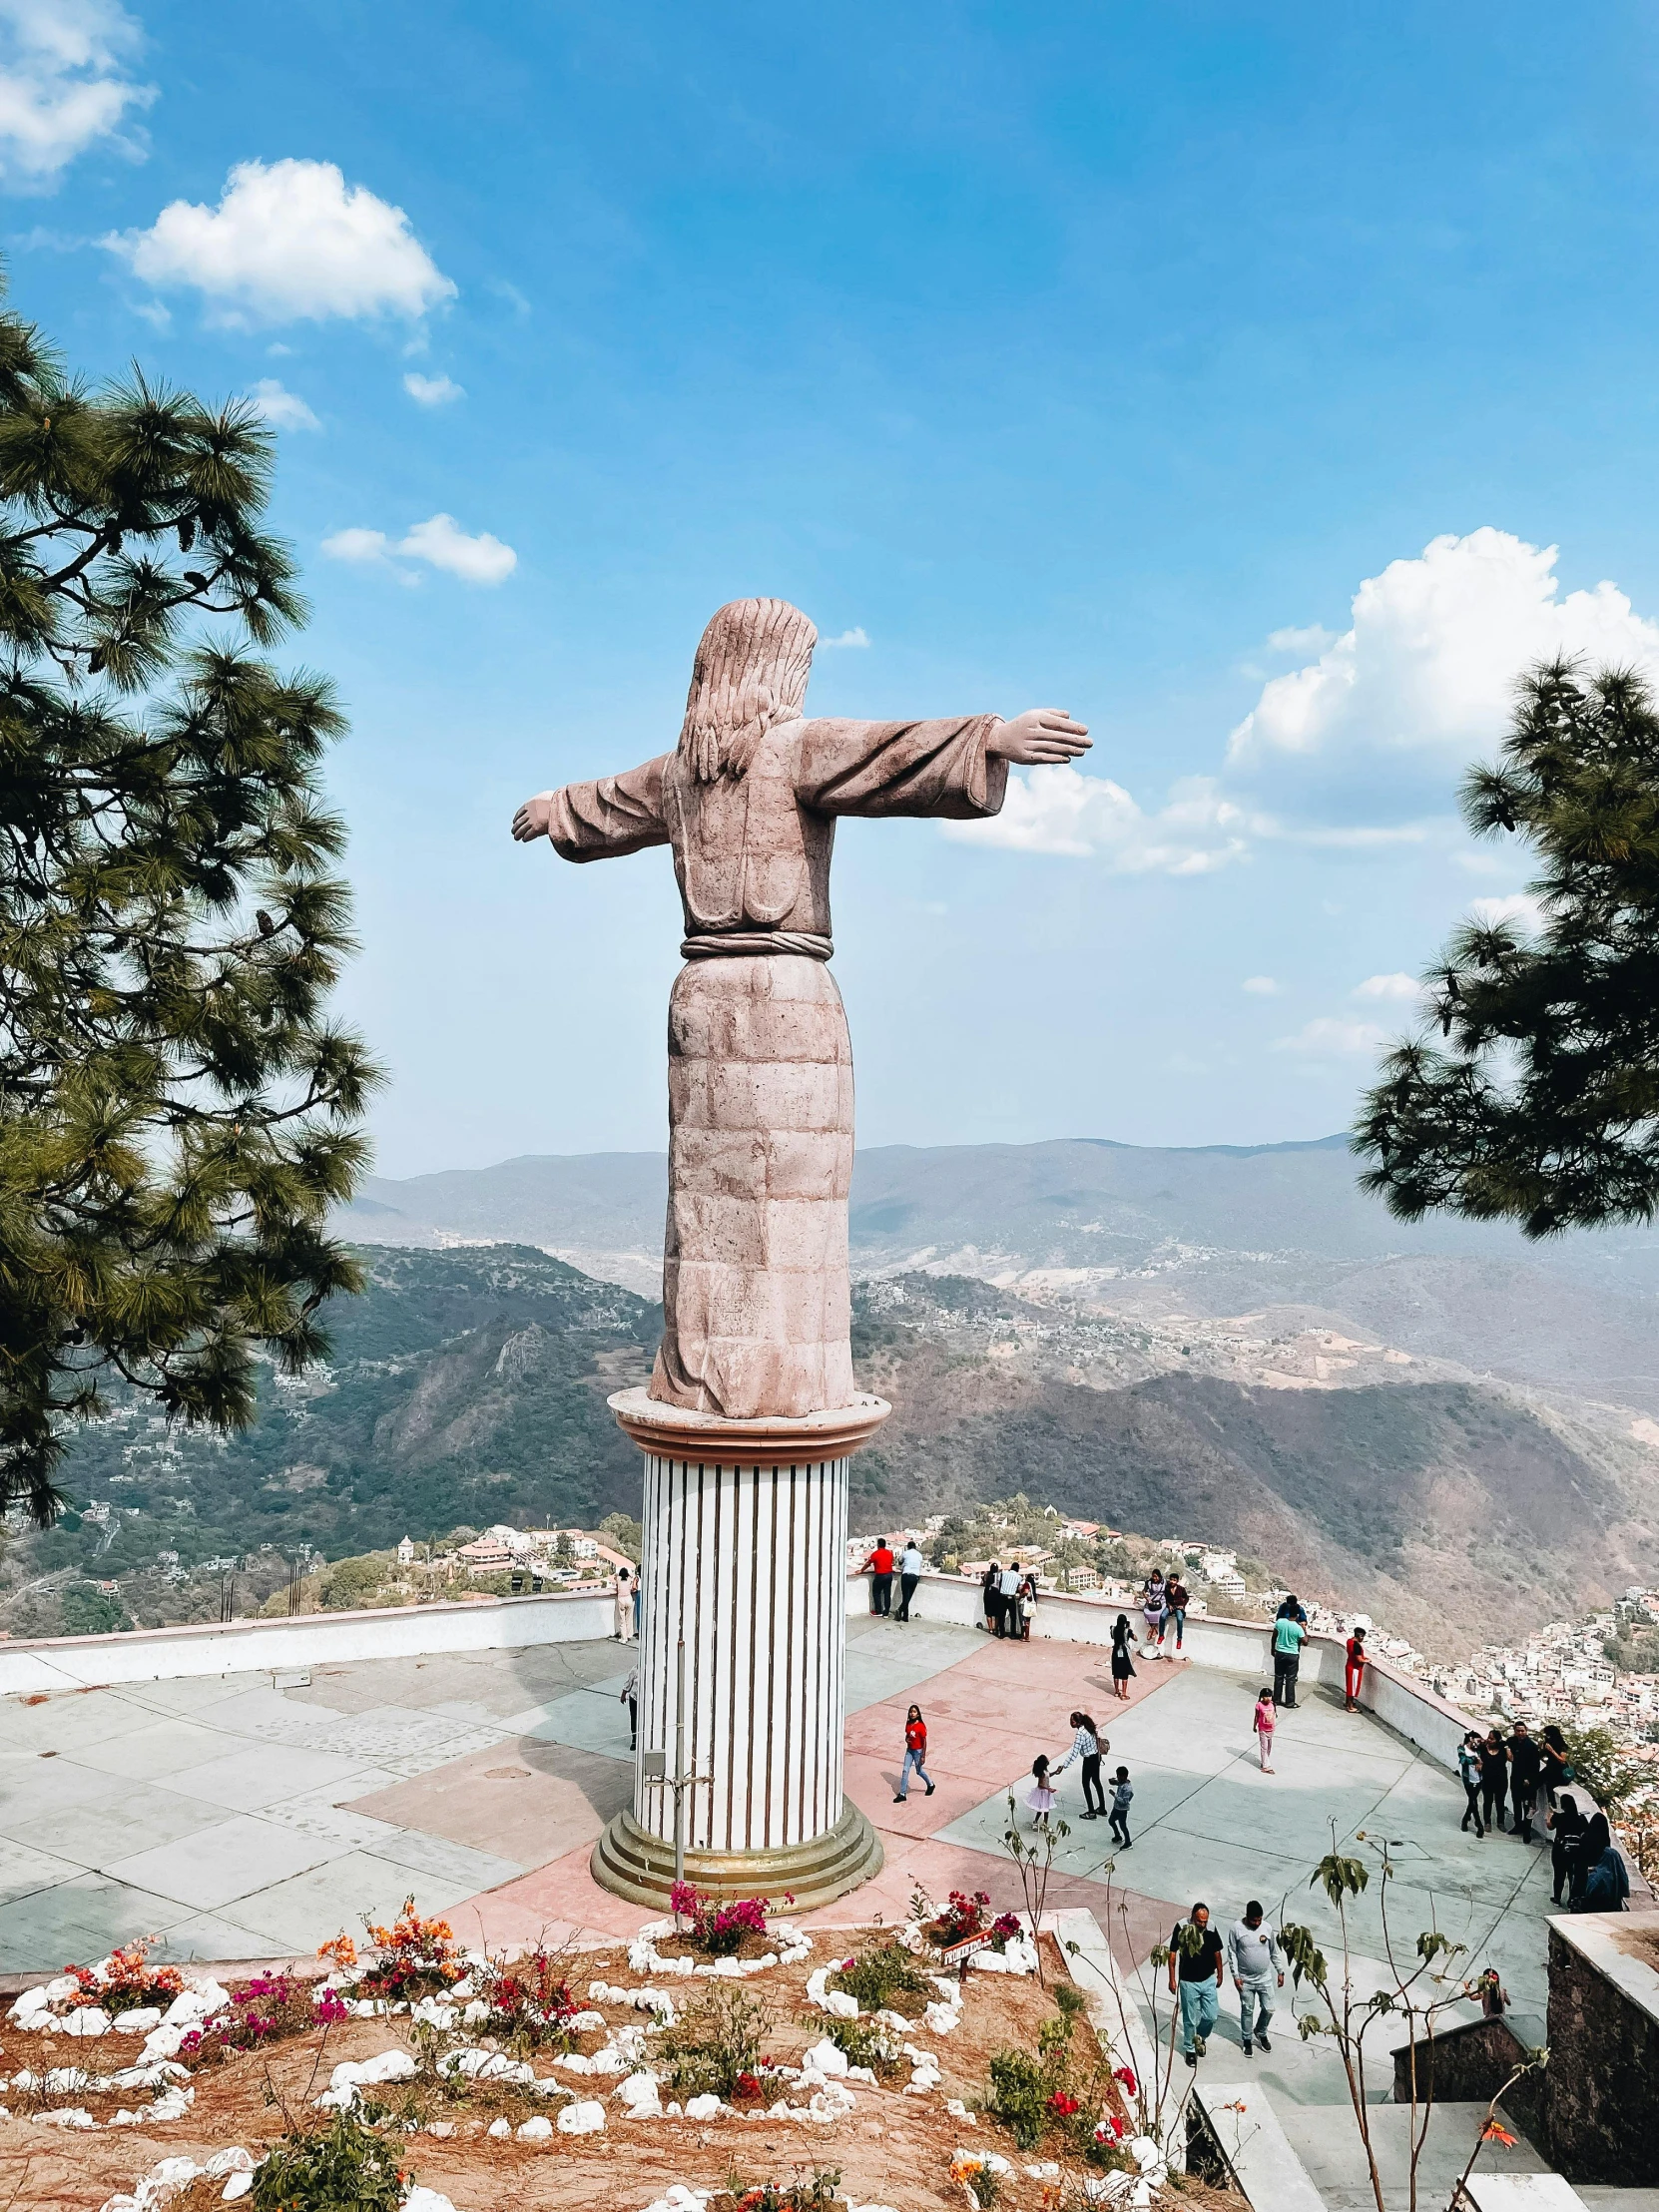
top-left (11, 1), bottom-right (1659, 1173)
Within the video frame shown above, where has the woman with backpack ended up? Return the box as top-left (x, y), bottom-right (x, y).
top-left (1111, 1613), bottom-right (1138, 1701)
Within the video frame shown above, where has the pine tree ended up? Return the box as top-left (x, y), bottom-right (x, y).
top-left (0, 279), bottom-right (378, 1525)
top-left (1357, 659), bottom-right (1659, 1236)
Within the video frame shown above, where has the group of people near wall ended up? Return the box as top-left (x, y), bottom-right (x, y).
top-left (1455, 1719), bottom-right (1631, 1911)
top-left (861, 1537), bottom-right (929, 1622)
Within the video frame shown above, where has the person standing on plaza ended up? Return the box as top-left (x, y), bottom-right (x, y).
top-left (1458, 1731), bottom-right (1486, 1837)
top-left (894, 1703), bottom-right (935, 1803)
top-left (1017, 1568), bottom-right (1039, 1639)
top-left (1571, 1813), bottom-right (1631, 1913)
top-left (620, 1664), bottom-right (639, 1750)
top-left (1108, 1765), bottom-right (1134, 1849)
top-left (1272, 1606), bottom-right (1306, 1708)
top-left (614, 1565), bottom-right (635, 1643)
top-left (982, 1561), bottom-right (1004, 1637)
top-left (1000, 1560), bottom-right (1025, 1640)
top-left (1547, 1792), bottom-right (1584, 1904)
top-left (1478, 1728), bottom-right (1510, 1834)
top-left (1054, 1709), bottom-right (1107, 1817)
top-left (1539, 1724), bottom-right (1571, 1809)
top-left (1025, 1753), bottom-right (1056, 1831)
top-left (863, 1536), bottom-right (895, 1616)
top-left (1226, 1902), bottom-right (1283, 2055)
top-left (895, 1536), bottom-right (925, 1622)
top-left (1344, 1627), bottom-right (1367, 1712)
top-left (1253, 1686), bottom-right (1277, 1772)
top-left (633, 1572), bottom-right (643, 1640)
top-left (1508, 1719), bottom-right (1543, 1843)
top-left (1169, 1902), bottom-right (1226, 2067)
top-left (1162, 1569), bottom-right (1189, 1654)
top-left (1111, 1613), bottom-right (1137, 1700)
top-left (1141, 1568), bottom-right (1167, 1657)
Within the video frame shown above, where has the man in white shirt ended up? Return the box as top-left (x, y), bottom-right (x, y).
top-left (895, 1539), bottom-right (926, 1622)
top-left (999, 1561), bottom-right (1025, 1639)
top-left (1226, 1902), bottom-right (1284, 2055)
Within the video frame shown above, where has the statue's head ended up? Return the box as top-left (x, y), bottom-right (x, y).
top-left (680, 598), bottom-right (817, 782)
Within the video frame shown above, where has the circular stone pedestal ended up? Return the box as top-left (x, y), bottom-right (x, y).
top-left (591, 1388), bottom-right (890, 1915)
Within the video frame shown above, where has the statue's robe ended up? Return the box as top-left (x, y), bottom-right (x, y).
top-left (548, 714), bottom-right (1006, 1418)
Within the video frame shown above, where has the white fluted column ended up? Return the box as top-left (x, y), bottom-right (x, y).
top-left (591, 1388), bottom-right (889, 1909)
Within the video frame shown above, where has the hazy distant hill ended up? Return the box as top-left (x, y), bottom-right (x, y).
top-left (335, 1137), bottom-right (1659, 1407)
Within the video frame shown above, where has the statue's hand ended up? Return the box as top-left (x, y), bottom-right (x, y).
top-left (987, 708), bottom-right (1091, 766)
top-left (512, 791), bottom-right (555, 842)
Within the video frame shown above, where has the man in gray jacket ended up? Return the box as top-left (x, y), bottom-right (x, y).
top-left (1227, 1901), bottom-right (1284, 2055)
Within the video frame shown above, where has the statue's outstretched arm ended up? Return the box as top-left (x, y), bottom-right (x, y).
top-left (512, 755), bottom-right (671, 862)
top-left (799, 709), bottom-right (1088, 822)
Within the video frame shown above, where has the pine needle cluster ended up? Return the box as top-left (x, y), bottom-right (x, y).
top-left (0, 276), bottom-right (379, 1524)
top-left (1357, 657), bottom-right (1659, 1237)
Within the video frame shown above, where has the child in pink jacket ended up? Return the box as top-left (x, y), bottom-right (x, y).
top-left (1254, 1687), bottom-right (1276, 1774)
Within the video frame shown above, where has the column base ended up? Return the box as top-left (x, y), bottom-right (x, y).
top-left (591, 1799), bottom-right (883, 1915)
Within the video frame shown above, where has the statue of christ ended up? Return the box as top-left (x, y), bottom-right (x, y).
top-left (513, 599), bottom-right (1088, 1423)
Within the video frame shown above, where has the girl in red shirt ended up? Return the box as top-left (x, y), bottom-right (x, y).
top-left (1345, 1629), bottom-right (1367, 1712)
top-left (895, 1703), bottom-right (935, 1803)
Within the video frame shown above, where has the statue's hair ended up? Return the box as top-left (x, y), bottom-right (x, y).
top-left (679, 598), bottom-right (817, 782)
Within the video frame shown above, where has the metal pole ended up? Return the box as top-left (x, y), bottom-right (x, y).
top-left (674, 1635), bottom-right (687, 1898)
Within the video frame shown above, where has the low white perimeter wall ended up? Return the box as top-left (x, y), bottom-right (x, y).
top-left (853, 1569), bottom-right (1472, 1772)
top-left (0, 1587), bottom-right (616, 1698)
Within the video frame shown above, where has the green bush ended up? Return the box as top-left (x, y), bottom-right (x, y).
top-left (828, 1940), bottom-right (929, 2011)
top-left (251, 2113), bottom-right (406, 2211)
top-left (59, 1583), bottom-right (131, 1636)
top-left (986, 2047), bottom-right (1051, 2149)
top-left (660, 1984), bottom-right (767, 2100)
top-left (1561, 1725), bottom-right (1647, 1814)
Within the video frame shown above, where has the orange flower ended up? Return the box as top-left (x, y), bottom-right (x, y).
top-left (1482, 2120), bottom-right (1517, 2147)
top-left (316, 1933), bottom-right (357, 1969)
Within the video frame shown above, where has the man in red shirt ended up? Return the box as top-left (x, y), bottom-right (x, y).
top-left (1345, 1627), bottom-right (1367, 1712)
top-left (864, 1538), bottom-right (895, 1616)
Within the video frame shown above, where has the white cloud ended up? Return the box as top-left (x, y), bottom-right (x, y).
top-left (1228, 529), bottom-right (1659, 821)
top-left (944, 766), bottom-right (1258, 872)
top-left (244, 377), bottom-right (319, 431)
top-left (820, 626), bottom-right (869, 649)
top-left (1469, 891), bottom-right (1546, 936)
top-left (107, 158), bottom-right (454, 324)
top-left (1352, 971), bottom-right (1420, 1002)
top-left (322, 513), bottom-right (517, 587)
top-left (321, 527), bottom-right (388, 565)
top-left (403, 370), bottom-right (464, 406)
top-left (396, 513), bottom-right (515, 585)
top-left (1242, 976), bottom-right (1283, 996)
top-left (0, 0), bottom-right (151, 189)
top-left (1267, 623), bottom-right (1337, 656)
top-left (1272, 1016), bottom-right (1387, 1058)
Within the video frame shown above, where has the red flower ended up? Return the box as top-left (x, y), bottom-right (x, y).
top-left (1048, 2090), bottom-right (1081, 2116)
top-left (1113, 2064), bottom-right (1138, 2095)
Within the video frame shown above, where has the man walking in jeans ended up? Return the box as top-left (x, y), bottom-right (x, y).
top-left (1226, 1902), bottom-right (1283, 2056)
top-left (863, 1537), bottom-right (895, 1616)
top-left (1168, 1902), bottom-right (1225, 2067)
top-left (895, 1536), bottom-right (925, 1622)
top-left (1272, 1607), bottom-right (1306, 1708)
top-left (1163, 1572), bottom-right (1190, 1654)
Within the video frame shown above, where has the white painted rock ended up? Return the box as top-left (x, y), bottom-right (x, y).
top-left (557, 2098), bottom-right (607, 2135)
top-left (113, 2008), bottom-right (163, 2034)
top-left (403, 2192), bottom-right (460, 2212)
top-left (487, 2117), bottom-right (511, 2138)
top-left (222, 2176), bottom-right (254, 2203)
top-left (802, 2038), bottom-right (848, 2078)
top-left (63, 2008), bottom-right (110, 2038)
top-left (637, 2188), bottom-right (711, 2212)
top-left (615, 2070), bottom-right (663, 2118)
top-left (517, 2115), bottom-right (554, 2140)
top-left (683, 2092), bottom-right (724, 2120)
top-left (35, 2105), bottom-right (97, 2127)
top-left (204, 2149), bottom-right (256, 2176)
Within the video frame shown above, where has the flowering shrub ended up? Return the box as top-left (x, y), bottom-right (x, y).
top-left (319, 1899), bottom-right (464, 2002)
top-left (1047, 2089), bottom-right (1080, 2117)
top-left (827, 1940), bottom-right (929, 2010)
top-left (925, 1890), bottom-right (992, 1946)
top-left (988, 1912), bottom-right (1023, 1952)
top-left (730, 2057), bottom-right (790, 2103)
top-left (660, 1984), bottom-right (768, 2099)
top-left (669, 1880), bottom-right (773, 1957)
top-left (179, 1974), bottom-right (346, 2066)
top-left (478, 1948), bottom-right (581, 2049)
top-left (250, 2111), bottom-right (406, 2212)
top-left (65, 1940), bottom-right (185, 2016)
top-left (715, 2172), bottom-right (842, 2212)
top-left (1112, 2064), bottom-right (1137, 2096)
top-left (1095, 2113), bottom-right (1127, 2144)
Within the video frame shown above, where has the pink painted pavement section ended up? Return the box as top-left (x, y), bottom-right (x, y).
top-left (446, 1627), bottom-right (1187, 1964)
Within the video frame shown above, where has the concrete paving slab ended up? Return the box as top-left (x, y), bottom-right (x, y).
top-left (0, 1690), bottom-right (150, 1756)
top-left (163, 1741), bottom-right (377, 1812)
top-left (513, 1689), bottom-right (633, 1759)
top-left (368, 1828), bottom-right (522, 1897)
top-left (0, 1777), bottom-right (229, 1869)
top-left (150, 1909), bottom-right (293, 1965)
top-left (0, 1752), bottom-right (142, 1822)
top-left (102, 1812), bottom-right (350, 1914)
top-left (0, 1835), bottom-right (88, 1906)
top-left (226, 1850), bottom-right (486, 1953)
top-left (59, 1715), bottom-right (245, 1784)
top-left (346, 1737), bottom-right (631, 1867)
top-left (0, 1873), bottom-right (192, 1974)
